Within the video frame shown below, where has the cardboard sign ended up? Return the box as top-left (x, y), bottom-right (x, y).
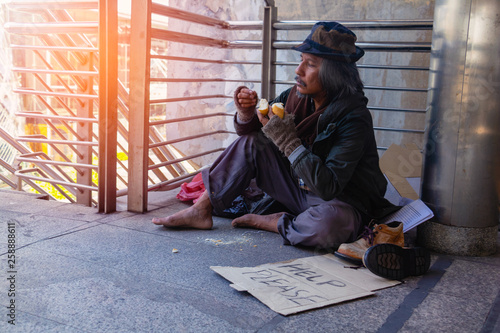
top-left (211, 254), bottom-right (400, 316)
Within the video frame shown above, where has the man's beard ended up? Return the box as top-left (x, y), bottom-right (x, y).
top-left (295, 76), bottom-right (310, 99)
top-left (296, 90), bottom-right (310, 99)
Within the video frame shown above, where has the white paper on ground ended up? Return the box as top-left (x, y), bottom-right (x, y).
top-left (211, 254), bottom-right (400, 316)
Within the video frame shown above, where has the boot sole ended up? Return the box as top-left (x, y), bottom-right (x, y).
top-left (363, 243), bottom-right (431, 280)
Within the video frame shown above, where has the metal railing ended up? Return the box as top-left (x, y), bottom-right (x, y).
top-left (0, 0), bottom-right (432, 212)
top-left (3, 1), bottom-right (101, 205)
top-left (127, 1), bottom-right (263, 211)
top-left (1, 1), bottom-right (195, 208)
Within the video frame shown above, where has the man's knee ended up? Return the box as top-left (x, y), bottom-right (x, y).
top-left (282, 204), bottom-right (360, 249)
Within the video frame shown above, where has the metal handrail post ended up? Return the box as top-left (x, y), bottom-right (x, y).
top-left (127, 0), bottom-right (152, 213)
top-left (98, 0), bottom-right (118, 213)
top-left (76, 52), bottom-right (95, 206)
top-left (15, 162), bottom-right (22, 191)
top-left (261, 5), bottom-right (277, 100)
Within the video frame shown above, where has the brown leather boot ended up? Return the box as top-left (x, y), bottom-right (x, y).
top-left (334, 221), bottom-right (404, 265)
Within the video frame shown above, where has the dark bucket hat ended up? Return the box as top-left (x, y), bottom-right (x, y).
top-left (292, 21), bottom-right (365, 62)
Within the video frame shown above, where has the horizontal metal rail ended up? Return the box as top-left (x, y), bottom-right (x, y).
top-left (273, 20), bottom-right (433, 30)
top-left (10, 45), bottom-right (98, 52)
top-left (151, 54), bottom-right (260, 65)
top-left (228, 41), bottom-right (262, 49)
top-left (6, 1), bottom-right (98, 10)
top-left (15, 137), bottom-right (98, 147)
top-left (357, 64), bottom-right (429, 71)
top-left (15, 169), bottom-right (97, 192)
top-left (151, 3), bottom-right (230, 29)
top-left (275, 81), bottom-right (428, 92)
top-left (373, 127), bottom-right (425, 133)
top-left (149, 148), bottom-right (225, 171)
top-left (275, 61), bottom-right (429, 71)
top-left (149, 130), bottom-right (235, 149)
top-left (4, 22), bottom-right (98, 35)
top-left (16, 156), bottom-right (98, 170)
top-left (274, 41), bottom-right (431, 52)
top-left (15, 112), bottom-right (98, 123)
top-left (117, 166), bottom-right (209, 197)
top-left (151, 29), bottom-right (261, 49)
top-left (14, 89), bottom-right (98, 100)
top-left (151, 29), bottom-right (229, 48)
top-left (368, 106), bottom-right (428, 113)
top-left (151, 3), bottom-right (262, 30)
top-left (364, 85), bottom-right (428, 92)
top-left (12, 67), bottom-right (98, 76)
top-left (149, 112), bottom-right (234, 126)
top-left (226, 21), bottom-right (263, 30)
top-left (147, 172), bottom-right (201, 192)
top-left (357, 41), bottom-right (431, 52)
top-left (150, 94), bottom-right (231, 104)
top-left (14, 163), bottom-right (79, 198)
top-left (150, 77), bottom-right (260, 84)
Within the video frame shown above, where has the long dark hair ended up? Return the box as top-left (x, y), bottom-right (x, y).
top-left (319, 58), bottom-right (364, 99)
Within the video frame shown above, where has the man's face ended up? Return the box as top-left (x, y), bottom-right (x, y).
top-left (295, 53), bottom-right (323, 97)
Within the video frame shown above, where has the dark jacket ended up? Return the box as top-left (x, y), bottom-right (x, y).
top-left (234, 87), bottom-right (398, 221)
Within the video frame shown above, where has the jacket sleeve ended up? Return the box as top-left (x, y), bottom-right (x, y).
top-left (290, 111), bottom-right (372, 201)
top-left (233, 113), bottom-right (262, 136)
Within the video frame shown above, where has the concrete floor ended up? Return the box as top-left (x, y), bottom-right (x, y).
top-left (0, 189), bottom-right (499, 333)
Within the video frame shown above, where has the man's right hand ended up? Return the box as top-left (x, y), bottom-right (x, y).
top-left (234, 86), bottom-right (257, 122)
top-left (237, 88), bottom-right (257, 109)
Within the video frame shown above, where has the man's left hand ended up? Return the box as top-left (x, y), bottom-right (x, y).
top-left (261, 113), bottom-right (302, 157)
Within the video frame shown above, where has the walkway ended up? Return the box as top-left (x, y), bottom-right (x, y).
top-left (0, 190), bottom-right (499, 332)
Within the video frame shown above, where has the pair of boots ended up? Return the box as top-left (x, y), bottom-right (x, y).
top-left (334, 221), bottom-right (430, 280)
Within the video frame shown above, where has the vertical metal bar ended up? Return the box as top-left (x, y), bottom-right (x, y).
top-left (98, 0), bottom-right (106, 212)
top-left (127, 0), bottom-right (151, 212)
top-left (261, 5), bottom-right (277, 100)
top-left (76, 52), bottom-right (94, 206)
top-left (98, 0), bottom-right (118, 213)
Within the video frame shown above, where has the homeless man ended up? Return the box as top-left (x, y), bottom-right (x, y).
top-left (152, 21), bottom-right (398, 250)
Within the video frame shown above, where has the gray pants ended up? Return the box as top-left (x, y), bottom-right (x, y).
top-left (201, 131), bottom-right (363, 249)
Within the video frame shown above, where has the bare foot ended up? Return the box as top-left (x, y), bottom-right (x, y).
top-left (231, 213), bottom-right (283, 233)
top-left (152, 191), bottom-right (213, 229)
